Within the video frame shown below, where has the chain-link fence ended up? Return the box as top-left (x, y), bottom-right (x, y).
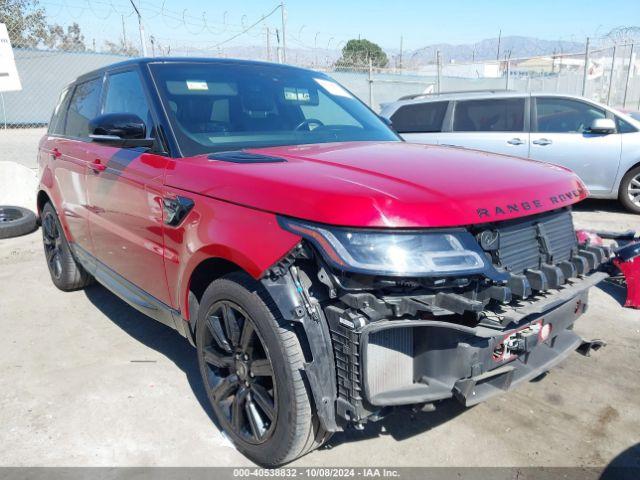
top-left (3, 41), bottom-right (640, 130)
top-left (2, 6), bottom-right (640, 170)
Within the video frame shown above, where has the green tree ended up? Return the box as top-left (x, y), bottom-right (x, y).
top-left (0, 0), bottom-right (48, 48)
top-left (336, 39), bottom-right (389, 68)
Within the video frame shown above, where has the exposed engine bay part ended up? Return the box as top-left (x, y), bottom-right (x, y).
top-left (258, 209), bottom-right (617, 429)
top-left (577, 229), bottom-right (640, 309)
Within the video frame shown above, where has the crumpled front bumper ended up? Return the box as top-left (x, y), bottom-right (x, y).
top-left (355, 272), bottom-right (607, 408)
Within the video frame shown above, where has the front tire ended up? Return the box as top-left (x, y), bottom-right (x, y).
top-left (41, 202), bottom-right (93, 291)
top-left (195, 272), bottom-right (329, 466)
top-left (619, 166), bottom-right (640, 214)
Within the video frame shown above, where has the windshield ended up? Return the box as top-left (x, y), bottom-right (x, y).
top-left (149, 62), bottom-right (399, 156)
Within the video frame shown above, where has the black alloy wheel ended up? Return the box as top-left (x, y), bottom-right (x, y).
top-left (199, 300), bottom-right (277, 444)
top-left (41, 208), bottom-right (64, 280)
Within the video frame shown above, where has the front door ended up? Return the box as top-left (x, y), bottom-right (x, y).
top-left (86, 68), bottom-right (172, 306)
top-left (530, 96), bottom-right (622, 195)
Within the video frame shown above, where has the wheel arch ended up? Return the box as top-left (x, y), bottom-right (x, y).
top-left (36, 189), bottom-right (51, 215)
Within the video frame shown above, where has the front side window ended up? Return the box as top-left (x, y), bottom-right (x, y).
top-left (104, 70), bottom-right (154, 138)
top-left (149, 62), bottom-right (398, 156)
top-left (535, 97), bottom-right (605, 133)
top-left (390, 102), bottom-right (447, 133)
top-left (453, 98), bottom-right (524, 132)
top-left (64, 77), bottom-right (102, 139)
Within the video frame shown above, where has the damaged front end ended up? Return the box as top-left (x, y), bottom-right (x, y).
top-left (261, 207), bottom-right (609, 431)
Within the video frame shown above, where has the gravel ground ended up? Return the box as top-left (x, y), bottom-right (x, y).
top-left (0, 203), bottom-right (638, 468)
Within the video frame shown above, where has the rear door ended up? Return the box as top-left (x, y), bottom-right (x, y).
top-left (86, 67), bottom-right (172, 306)
top-left (46, 77), bottom-right (103, 250)
top-left (530, 96), bottom-right (622, 195)
top-left (441, 97), bottom-right (530, 157)
top-left (389, 101), bottom-right (448, 144)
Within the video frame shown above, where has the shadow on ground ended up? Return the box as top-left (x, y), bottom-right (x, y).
top-left (596, 281), bottom-right (628, 308)
top-left (323, 401), bottom-right (467, 450)
top-left (83, 283), bottom-right (217, 427)
top-left (83, 282), bottom-right (468, 451)
top-left (572, 199), bottom-right (628, 214)
top-left (601, 443), bottom-right (640, 480)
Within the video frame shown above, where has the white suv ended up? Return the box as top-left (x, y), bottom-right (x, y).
top-left (380, 91), bottom-right (640, 213)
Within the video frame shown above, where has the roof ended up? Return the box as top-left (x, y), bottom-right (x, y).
top-left (75, 56), bottom-right (319, 83)
top-left (382, 91), bottom-right (608, 111)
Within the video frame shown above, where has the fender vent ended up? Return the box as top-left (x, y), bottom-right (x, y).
top-left (208, 151), bottom-right (286, 164)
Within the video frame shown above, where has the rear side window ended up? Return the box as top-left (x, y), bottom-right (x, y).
top-left (453, 98), bottom-right (525, 132)
top-left (390, 102), bottom-right (447, 133)
top-left (64, 78), bottom-right (103, 138)
top-left (48, 88), bottom-right (70, 135)
top-left (535, 97), bottom-right (605, 133)
top-left (103, 70), bottom-right (154, 138)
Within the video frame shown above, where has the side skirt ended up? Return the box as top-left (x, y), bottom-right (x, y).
top-left (70, 243), bottom-right (194, 345)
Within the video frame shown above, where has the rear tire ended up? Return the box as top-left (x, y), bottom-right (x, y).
top-left (41, 202), bottom-right (94, 291)
top-left (195, 271), bottom-right (330, 466)
top-left (619, 166), bottom-right (640, 214)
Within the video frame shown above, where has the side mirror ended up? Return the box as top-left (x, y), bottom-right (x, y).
top-left (588, 118), bottom-right (616, 134)
top-left (89, 113), bottom-right (154, 148)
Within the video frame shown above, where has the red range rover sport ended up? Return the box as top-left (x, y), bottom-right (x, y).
top-left (37, 58), bottom-right (609, 466)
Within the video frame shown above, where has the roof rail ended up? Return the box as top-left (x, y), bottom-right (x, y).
top-left (398, 89), bottom-right (517, 101)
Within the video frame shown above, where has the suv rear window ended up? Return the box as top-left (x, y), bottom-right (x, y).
top-left (453, 98), bottom-right (524, 132)
top-left (390, 102), bottom-right (447, 133)
top-left (64, 77), bottom-right (103, 139)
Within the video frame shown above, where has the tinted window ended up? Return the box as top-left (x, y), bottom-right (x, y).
top-left (48, 88), bottom-right (70, 135)
top-left (616, 115), bottom-right (637, 134)
top-left (104, 70), bottom-right (153, 138)
top-left (149, 63), bottom-right (398, 156)
top-left (535, 98), bottom-right (605, 133)
top-left (453, 98), bottom-right (524, 132)
top-left (390, 102), bottom-right (447, 133)
top-left (64, 78), bottom-right (102, 138)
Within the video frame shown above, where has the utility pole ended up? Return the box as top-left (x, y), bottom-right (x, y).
top-left (582, 37), bottom-right (590, 96)
top-left (436, 49), bottom-right (442, 93)
top-left (121, 15), bottom-right (127, 46)
top-left (275, 29), bottom-right (282, 63)
top-left (314, 32), bottom-right (320, 67)
top-left (280, 1), bottom-right (287, 63)
top-left (623, 43), bottom-right (635, 108)
top-left (129, 0), bottom-right (148, 56)
top-left (607, 45), bottom-right (617, 105)
top-left (496, 29), bottom-right (501, 62)
top-left (265, 27), bottom-right (271, 62)
top-left (399, 35), bottom-right (403, 70)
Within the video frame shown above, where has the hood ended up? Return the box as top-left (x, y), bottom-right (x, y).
top-left (165, 141), bottom-right (588, 228)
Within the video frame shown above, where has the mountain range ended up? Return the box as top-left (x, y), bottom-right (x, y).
top-left (176, 36), bottom-right (589, 68)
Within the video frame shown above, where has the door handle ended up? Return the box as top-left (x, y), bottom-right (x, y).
top-left (507, 138), bottom-right (525, 145)
top-left (89, 158), bottom-right (107, 173)
top-left (50, 148), bottom-right (61, 161)
top-left (532, 138), bottom-right (553, 146)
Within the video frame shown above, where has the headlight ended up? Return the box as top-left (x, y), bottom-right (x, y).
top-left (279, 217), bottom-right (487, 276)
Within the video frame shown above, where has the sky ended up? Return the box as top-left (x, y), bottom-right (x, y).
top-left (38, 0), bottom-right (640, 52)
